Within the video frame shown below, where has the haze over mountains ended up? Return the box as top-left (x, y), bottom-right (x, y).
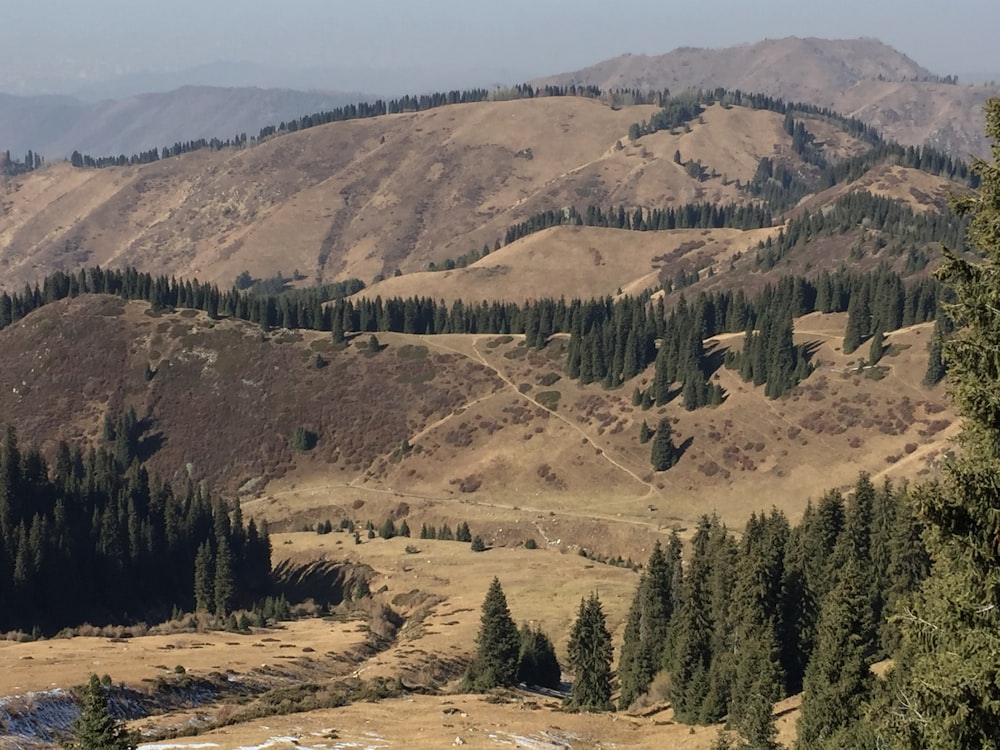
top-left (0, 87), bottom-right (367, 159)
top-left (1, 37), bottom-right (997, 160)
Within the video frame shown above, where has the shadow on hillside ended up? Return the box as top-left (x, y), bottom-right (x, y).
top-left (677, 435), bottom-right (694, 460)
top-left (802, 340), bottom-right (824, 361)
top-left (271, 559), bottom-right (375, 607)
top-left (136, 431), bottom-right (165, 462)
top-left (704, 346), bottom-right (728, 377)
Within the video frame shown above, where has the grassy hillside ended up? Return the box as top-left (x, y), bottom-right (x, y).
top-left (0, 96), bottom-right (893, 294)
top-left (0, 296), bottom-right (952, 549)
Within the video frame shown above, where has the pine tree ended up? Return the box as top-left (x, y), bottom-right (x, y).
top-left (466, 578), bottom-right (520, 691)
top-left (869, 327), bottom-right (885, 365)
top-left (878, 96), bottom-right (1000, 749)
top-left (379, 518), bottom-right (396, 539)
top-left (796, 559), bottom-right (874, 748)
top-left (618, 537), bottom-right (681, 709)
top-left (193, 541), bottom-right (214, 613)
top-left (567, 593), bottom-right (613, 711)
top-left (69, 674), bottom-right (136, 750)
top-left (213, 536), bottom-right (234, 617)
top-left (516, 623), bottom-right (561, 688)
top-left (650, 418), bottom-right (678, 471)
top-left (638, 420), bottom-right (652, 444)
top-left (670, 517), bottom-right (717, 723)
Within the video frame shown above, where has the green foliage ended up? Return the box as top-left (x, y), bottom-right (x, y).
top-left (650, 418), bottom-right (678, 471)
top-left (795, 559), bottom-right (875, 748)
top-left (470, 536), bottom-right (486, 552)
top-left (466, 578), bottom-right (521, 691)
top-left (923, 313), bottom-right (953, 386)
top-left (292, 426), bottom-right (317, 451)
top-left (869, 328), bottom-right (885, 365)
top-left (876, 96), bottom-right (1000, 750)
top-left (0, 429), bottom-right (271, 634)
top-left (638, 420), bottom-right (652, 445)
top-left (618, 536), bottom-right (682, 709)
top-left (379, 518), bottom-right (397, 539)
top-left (517, 623), bottom-right (561, 688)
top-left (523, 538), bottom-right (538, 550)
top-left (69, 674), bottom-right (136, 750)
top-left (456, 521), bottom-right (472, 543)
top-left (567, 593), bottom-right (614, 711)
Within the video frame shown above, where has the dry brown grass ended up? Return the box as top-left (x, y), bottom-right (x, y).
top-left (358, 224), bottom-right (773, 304)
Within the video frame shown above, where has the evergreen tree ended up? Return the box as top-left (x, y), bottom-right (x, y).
top-left (922, 315), bottom-right (948, 386)
top-left (879, 96), bottom-right (1000, 749)
top-left (466, 578), bottom-right (520, 690)
top-left (670, 516), bottom-right (718, 722)
top-left (516, 623), bottom-right (561, 688)
top-left (193, 541), bottom-right (214, 613)
top-left (618, 536), bottom-right (681, 709)
top-left (213, 536), bottom-right (234, 617)
top-left (796, 559), bottom-right (874, 749)
top-left (727, 512), bottom-right (788, 729)
top-left (379, 518), bottom-right (397, 539)
top-left (650, 418), bottom-right (678, 471)
top-left (69, 674), bottom-right (136, 750)
top-left (869, 327), bottom-right (885, 365)
top-left (567, 593), bottom-right (614, 711)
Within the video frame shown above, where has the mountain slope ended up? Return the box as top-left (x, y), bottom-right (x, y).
top-left (0, 295), bottom-right (955, 533)
top-left (535, 37), bottom-right (999, 159)
top-left (2, 97), bottom-right (883, 293)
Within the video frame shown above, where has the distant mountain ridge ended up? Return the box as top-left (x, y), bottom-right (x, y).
top-left (0, 86), bottom-right (369, 158)
top-left (535, 38), bottom-right (935, 99)
top-left (534, 36), bottom-right (1000, 159)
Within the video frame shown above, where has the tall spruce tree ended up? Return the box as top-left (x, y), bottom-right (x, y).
top-left (878, 96), bottom-right (1000, 749)
top-left (567, 593), bottom-right (614, 711)
top-left (618, 535), bottom-right (682, 709)
top-left (466, 577), bottom-right (520, 690)
top-left (795, 558), bottom-right (875, 749)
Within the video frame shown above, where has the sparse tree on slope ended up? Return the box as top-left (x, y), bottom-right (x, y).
top-left (650, 418), bottom-right (678, 471)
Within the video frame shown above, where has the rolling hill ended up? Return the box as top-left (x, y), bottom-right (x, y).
top-left (0, 294), bottom-right (953, 542)
top-left (2, 91), bottom-right (958, 297)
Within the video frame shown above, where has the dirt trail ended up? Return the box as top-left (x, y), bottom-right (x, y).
top-left (429, 335), bottom-right (658, 497)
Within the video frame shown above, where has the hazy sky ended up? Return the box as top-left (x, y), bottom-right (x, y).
top-left (3, 0), bottom-right (999, 94)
